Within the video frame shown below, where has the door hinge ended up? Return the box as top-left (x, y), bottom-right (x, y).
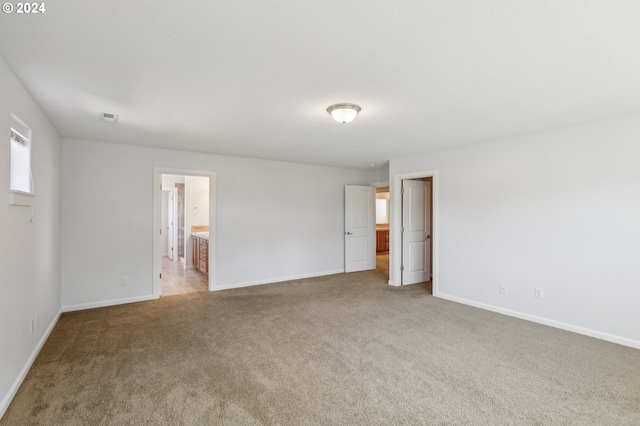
top-left (400, 266), bottom-right (404, 271)
top-left (401, 227), bottom-right (404, 233)
top-left (160, 229), bottom-right (162, 235)
top-left (159, 273), bottom-right (162, 279)
top-left (401, 188), bottom-right (405, 194)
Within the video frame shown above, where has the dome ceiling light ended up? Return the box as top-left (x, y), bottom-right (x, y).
top-left (326, 103), bottom-right (361, 123)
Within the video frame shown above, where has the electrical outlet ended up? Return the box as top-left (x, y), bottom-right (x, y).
top-left (535, 287), bottom-right (544, 298)
top-left (499, 284), bottom-right (508, 294)
top-left (121, 276), bottom-right (128, 286)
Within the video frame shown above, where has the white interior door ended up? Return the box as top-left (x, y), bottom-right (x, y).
top-left (401, 179), bottom-right (431, 284)
top-left (345, 185), bottom-right (376, 273)
top-left (167, 188), bottom-right (177, 261)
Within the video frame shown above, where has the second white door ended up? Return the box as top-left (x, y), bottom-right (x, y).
top-left (401, 179), bottom-right (431, 284)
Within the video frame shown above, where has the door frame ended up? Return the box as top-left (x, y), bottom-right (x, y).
top-left (390, 170), bottom-right (438, 293)
top-left (152, 167), bottom-right (217, 297)
top-left (400, 179), bottom-right (431, 285)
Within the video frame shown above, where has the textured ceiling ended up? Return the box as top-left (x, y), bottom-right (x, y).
top-left (1, 1), bottom-right (640, 168)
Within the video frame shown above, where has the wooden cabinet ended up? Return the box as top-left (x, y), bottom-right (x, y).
top-left (192, 237), bottom-right (199, 268)
top-left (192, 236), bottom-right (208, 276)
top-left (376, 229), bottom-right (389, 252)
top-left (198, 238), bottom-right (208, 275)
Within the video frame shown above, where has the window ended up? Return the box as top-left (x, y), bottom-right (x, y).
top-left (10, 114), bottom-right (32, 194)
top-left (376, 198), bottom-right (389, 224)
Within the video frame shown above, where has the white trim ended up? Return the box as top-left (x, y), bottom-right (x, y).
top-left (0, 310), bottom-right (61, 419)
top-left (62, 295), bottom-right (157, 313)
top-left (390, 170), bottom-right (439, 291)
top-left (212, 269), bottom-right (344, 292)
top-left (435, 292), bottom-right (640, 350)
top-left (153, 167), bottom-right (217, 296)
top-left (8, 190), bottom-right (33, 206)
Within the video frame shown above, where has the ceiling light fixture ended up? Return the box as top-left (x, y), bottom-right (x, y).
top-left (327, 103), bottom-right (361, 123)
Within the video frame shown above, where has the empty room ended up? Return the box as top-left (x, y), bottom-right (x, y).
top-left (1, 1), bottom-right (639, 424)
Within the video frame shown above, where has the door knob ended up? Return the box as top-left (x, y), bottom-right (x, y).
top-left (345, 232), bottom-right (352, 235)
top-left (427, 234), bottom-right (431, 239)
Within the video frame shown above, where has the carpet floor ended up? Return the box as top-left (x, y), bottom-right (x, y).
top-left (2, 269), bottom-right (639, 425)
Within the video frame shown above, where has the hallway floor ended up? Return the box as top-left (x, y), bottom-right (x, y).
top-left (161, 256), bottom-right (208, 296)
top-left (376, 252), bottom-right (389, 277)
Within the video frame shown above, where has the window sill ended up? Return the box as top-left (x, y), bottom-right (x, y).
top-left (9, 190), bottom-right (33, 206)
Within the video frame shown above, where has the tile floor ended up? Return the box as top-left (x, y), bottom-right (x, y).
top-left (161, 256), bottom-right (208, 296)
top-left (376, 252), bottom-right (389, 277)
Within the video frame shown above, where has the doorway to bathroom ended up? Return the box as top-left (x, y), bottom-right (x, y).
top-left (375, 186), bottom-right (390, 278)
top-left (153, 168), bottom-right (217, 298)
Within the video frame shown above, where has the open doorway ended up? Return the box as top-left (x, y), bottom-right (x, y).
top-left (153, 168), bottom-right (216, 298)
top-left (390, 170), bottom-right (437, 294)
top-left (375, 187), bottom-right (390, 278)
top-left (160, 174), bottom-right (210, 296)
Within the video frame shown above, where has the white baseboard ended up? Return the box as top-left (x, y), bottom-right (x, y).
top-left (212, 269), bottom-right (345, 292)
top-left (434, 291), bottom-right (640, 350)
top-left (62, 295), bottom-right (158, 312)
top-left (388, 280), bottom-right (399, 286)
top-left (0, 310), bottom-right (61, 419)
top-left (162, 252), bottom-right (168, 257)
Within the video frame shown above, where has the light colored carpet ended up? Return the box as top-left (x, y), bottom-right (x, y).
top-left (2, 270), bottom-right (639, 425)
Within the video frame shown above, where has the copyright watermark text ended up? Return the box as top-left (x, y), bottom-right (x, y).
top-left (3, 3), bottom-right (46, 13)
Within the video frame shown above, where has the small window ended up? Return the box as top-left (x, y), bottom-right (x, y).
top-left (376, 198), bottom-right (389, 224)
top-left (10, 114), bottom-right (32, 194)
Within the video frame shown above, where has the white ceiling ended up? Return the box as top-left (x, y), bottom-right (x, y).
top-left (1, 1), bottom-right (640, 169)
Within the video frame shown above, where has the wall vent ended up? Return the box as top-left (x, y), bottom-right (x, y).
top-left (101, 112), bottom-right (118, 123)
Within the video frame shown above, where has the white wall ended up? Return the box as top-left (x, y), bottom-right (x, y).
top-left (184, 175), bottom-right (209, 267)
top-left (370, 163), bottom-right (389, 185)
top-left (61, 140), bottom-right (372, 308)
top-left (390, 113), bottom-right (640, 347)
top-left (0, 57), bottom-right (62, 416)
